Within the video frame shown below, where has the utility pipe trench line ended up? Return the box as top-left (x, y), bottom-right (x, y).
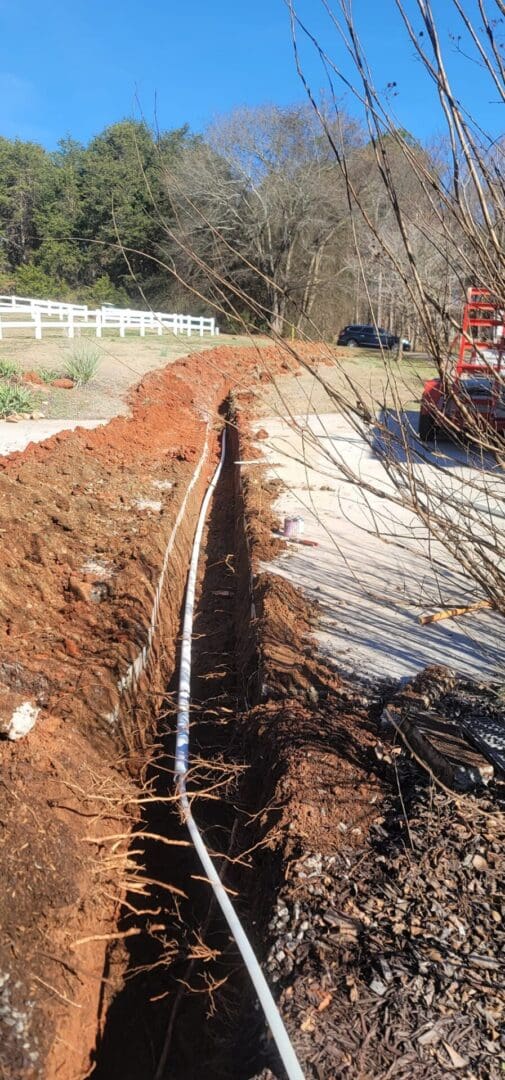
top-left (168, 426), bottom-right (304, 1080)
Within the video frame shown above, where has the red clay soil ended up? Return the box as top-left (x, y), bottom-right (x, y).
top-left (0, 342), bottom-right (329, 1080)
top-left (50, 377), bottom-right (74, 389)
top-left (21, 371), bottom-right (46, 386)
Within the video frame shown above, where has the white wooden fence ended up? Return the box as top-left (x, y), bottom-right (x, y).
top-left (0, 295), bottom-right (219, 340)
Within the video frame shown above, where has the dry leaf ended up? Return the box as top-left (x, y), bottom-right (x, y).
top-left (471, 853), bottom-right (488, 871)
top-left (418, 1025), bottom-right (442, 1047)
top-left (443, 1042), bottom-right (468, 1069)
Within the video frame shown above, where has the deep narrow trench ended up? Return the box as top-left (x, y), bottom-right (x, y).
top-left (91, 421), bottom-right (262, 1080)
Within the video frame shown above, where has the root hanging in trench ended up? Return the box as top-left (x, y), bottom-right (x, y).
top-left (91, 422), bottom-right (263, 1080)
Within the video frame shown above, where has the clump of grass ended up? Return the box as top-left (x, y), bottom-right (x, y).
top-left (37, 366), bottom-right (63, 384)
top-left (0, 384), bottom-right (33, 417)
top-left (0, 358), bottom-right (19, 379)
top-left (64, 341), bottom-right (101, 385)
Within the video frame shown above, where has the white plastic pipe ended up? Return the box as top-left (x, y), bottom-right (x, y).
top-left (174, 428), bottom-right (305, 1080)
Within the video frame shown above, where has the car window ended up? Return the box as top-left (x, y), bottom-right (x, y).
top-left (461, 379), bottom-right (493, 395)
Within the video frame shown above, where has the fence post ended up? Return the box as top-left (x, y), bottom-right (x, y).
top-left (67, 311), bottom-right (74, 339)
top-left (34, 311), bottom-right (42, 340)
top-left (199, 317), bottom-right (204, 337)
top-left (140, 314), bottom-right (145, 337)
top-left (120, 313), bottom-right (125, 338)
top-left (96, 311), bottom-right (102, 338)
top-left (186, 317), bottom-right (191, 337)
top-left (157, 314), bottom-right (163, 336)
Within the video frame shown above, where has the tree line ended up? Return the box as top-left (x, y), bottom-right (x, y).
top-left (0, 109), bottom-right (464, 341)
top-left (0, 120), bottom-right (190, 307)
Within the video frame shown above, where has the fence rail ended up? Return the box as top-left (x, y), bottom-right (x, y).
top-left (0, 295), bottom-right (219, 340)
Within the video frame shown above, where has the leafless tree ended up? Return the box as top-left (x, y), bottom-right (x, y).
top-left (162, 103), bottom-right (364, 334)
top-left (272, 0), bottom-right (505, 619)
top-left (126, 2), bottom-right (505, 632)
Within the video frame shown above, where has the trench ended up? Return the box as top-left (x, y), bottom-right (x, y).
top-left (91, 418), bottom-right (269, 1080)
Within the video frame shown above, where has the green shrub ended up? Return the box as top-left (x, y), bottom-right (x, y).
top-left (84, 274), bottom-right (128, 307)
top-left (0, 359), bottom-right (19, 379)
top-left (64, 341), bottom-right (101, 385)
top-left (0, 384), bottom-right (33, 417)
top-left (14, 263), bottom-right (67, 300)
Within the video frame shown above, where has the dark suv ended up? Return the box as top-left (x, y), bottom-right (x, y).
top-left (337, 324), bottom-right (410, 351)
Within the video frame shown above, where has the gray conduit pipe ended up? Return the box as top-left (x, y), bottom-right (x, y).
top-left (172, 427), bottom-right (305, 1080)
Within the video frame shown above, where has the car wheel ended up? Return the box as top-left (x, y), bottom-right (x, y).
top-left (419, 411), bottom-right (436, 441)
top-left (346, 339), bottom-right (358, 348)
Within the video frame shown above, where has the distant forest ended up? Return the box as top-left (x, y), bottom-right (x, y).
top-left (0, 121), bottom-right (194, 309)
top-left (0, 110), bottom-right (462, 340)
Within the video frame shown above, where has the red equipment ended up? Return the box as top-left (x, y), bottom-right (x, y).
top-left (419, 287), bottom-right (505, 441)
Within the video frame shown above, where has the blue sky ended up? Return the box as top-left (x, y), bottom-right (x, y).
top-left (0, 0), bottom-right (502, 147)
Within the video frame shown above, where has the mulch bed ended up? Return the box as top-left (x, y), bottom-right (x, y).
top-left (263, 753), bottom-right (504, 1079)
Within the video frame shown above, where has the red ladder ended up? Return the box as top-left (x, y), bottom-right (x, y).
top-left (457, 286), bottom-right (505, 373)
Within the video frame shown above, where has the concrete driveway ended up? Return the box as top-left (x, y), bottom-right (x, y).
top-left (0, 418), bottom-right (105, 456)
top-left (257, 411), bottom-right (505, 682)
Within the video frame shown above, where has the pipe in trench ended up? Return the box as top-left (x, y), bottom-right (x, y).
top-left (106, 423), bottom-right (211, 726)
top-left (157, 426), bottom-right (305, 1080)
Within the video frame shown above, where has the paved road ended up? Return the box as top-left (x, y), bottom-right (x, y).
top-left (257, 411), bottom-right (505, 682)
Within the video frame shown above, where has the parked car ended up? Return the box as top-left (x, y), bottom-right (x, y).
top-left (419, 374), bottom-right (505, 441)
top-left (337, 324), bottom-right (411, 351)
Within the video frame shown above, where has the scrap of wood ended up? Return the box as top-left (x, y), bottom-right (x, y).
top-left (286, 538), bottom-right (319, 547)
top-left (419, 599), bottom-right (493, 625)
top-left (382, 706), bottom-right (483, 793)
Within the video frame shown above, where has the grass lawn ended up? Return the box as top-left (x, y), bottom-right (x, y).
top-left (256, 346), bottom-right (437, 418)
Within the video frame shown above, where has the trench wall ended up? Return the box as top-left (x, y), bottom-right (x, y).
top-left (0, 356), bottom-right (230, 1080)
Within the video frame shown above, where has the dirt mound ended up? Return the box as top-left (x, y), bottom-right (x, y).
top-left (0, 343), bottom-right (321, 748)
top-left (21, 370), bottom-right (45, 386)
